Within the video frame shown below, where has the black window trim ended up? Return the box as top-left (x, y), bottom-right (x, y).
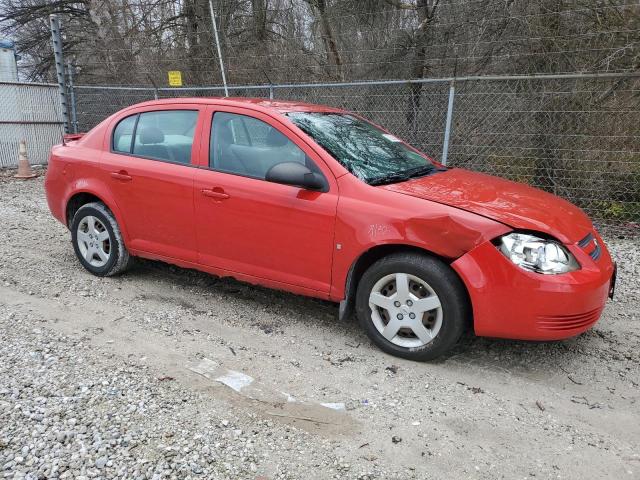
top-left (111, 113), bottom-right (138, 154)
top-left (206, 110), bottom-right (330, 192)
top-left (129, 113), bottom-right (139, 153)
top-left (110, 109), bottom-right (200, 167)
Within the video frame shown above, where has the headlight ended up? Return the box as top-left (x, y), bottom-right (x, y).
top-left (497, 233), bottom-right (579, 274)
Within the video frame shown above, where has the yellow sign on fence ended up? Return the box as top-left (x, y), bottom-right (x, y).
top-left (168, 71), bottom-right (182, 87)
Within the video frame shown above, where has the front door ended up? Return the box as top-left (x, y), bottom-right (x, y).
top-left (193, 107), bottom-right (338, 294)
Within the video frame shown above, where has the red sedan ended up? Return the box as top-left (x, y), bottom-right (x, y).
top-left (44, 98), bottom-right (616, 360)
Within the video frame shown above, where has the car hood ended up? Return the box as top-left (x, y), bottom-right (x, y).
top-left (381, 169), bottom-right (592, 244)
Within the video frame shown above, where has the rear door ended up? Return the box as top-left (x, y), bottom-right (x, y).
top-left (193, 106), bottom-right (339, 295)
top-left (101, 104), bottom-right (204, 261)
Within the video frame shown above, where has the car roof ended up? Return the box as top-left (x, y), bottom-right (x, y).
top-left (129, 97), bottom-right (346, 114)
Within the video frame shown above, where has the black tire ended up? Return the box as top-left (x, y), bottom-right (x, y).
top-left (355, 252), bottom-right (469, 361)
top-left (70, 202), bottom-right (133, 277)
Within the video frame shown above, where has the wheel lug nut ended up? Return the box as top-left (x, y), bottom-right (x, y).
top-left (409, 313), bottom-right (416, 319)
top-left (394, 301), bottom-right (401, 307)
top-left (397, 314), bottom-right (403, 320)
top-left (406, 300), bottom-right (413, 306)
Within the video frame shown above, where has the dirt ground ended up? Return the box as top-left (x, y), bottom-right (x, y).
top-left (1, 171), bottom-right (639, 479)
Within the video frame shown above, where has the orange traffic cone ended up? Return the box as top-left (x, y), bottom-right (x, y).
top-left (14, 140), bottom-right (37, 179)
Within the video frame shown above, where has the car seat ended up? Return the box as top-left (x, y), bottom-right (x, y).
top-left (213, 122), bottom-right (253, 175)
top-left (135, 126), bottom-right (174, 162)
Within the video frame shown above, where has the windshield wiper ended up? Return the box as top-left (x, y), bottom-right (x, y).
top-left (368, 164), bottom-right (437, 186)
top-left (404, 164), bottom-right (436, 178)
top-left (368, 172), bottom-right (411, 186)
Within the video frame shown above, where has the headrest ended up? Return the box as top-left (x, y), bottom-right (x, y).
top-left (215, 122), bottom-right (234, 143)
top-left (265, 128), bottom-right (289, 147)
top-left (140, 126), bottom-right (164, 144)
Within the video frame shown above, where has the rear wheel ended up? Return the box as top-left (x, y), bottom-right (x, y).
top-left (70, 202), bottom-right (133, 276)
top-left (355, 252), bottom-right (468, 361)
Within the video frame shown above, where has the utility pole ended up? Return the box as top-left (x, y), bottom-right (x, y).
top-left (49, 14), bottom-right (70, 133)
top-left (208, 0), bottom-right (229, 96)
top-left (66, 61), bottom-right (78, 133)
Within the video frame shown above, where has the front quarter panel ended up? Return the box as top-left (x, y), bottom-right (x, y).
top-left (330, 175), bottom-right (511, 300)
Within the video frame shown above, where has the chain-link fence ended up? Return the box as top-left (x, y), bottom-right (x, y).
top-left (449, 76), bottom-right (640, 234)
top-left (0, 81), bottom-right (65, 167)
top-left (71, 73), bottom-right (640, 236)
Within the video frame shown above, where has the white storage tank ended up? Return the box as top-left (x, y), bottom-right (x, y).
top-left (0, 39), bottom-right (18, 82)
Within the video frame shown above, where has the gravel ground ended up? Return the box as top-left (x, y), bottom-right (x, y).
top-left (0, 170), bottom-right (639, 480)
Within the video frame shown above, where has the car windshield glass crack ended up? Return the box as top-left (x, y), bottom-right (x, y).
top-left (287, 112), bottom-right (439, 185)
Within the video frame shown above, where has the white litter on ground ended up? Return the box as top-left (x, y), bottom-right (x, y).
top-left (188, 357), bottom-right (219, 380)
top-left (281, 391), bottom-right (297, 403)
top-left (215, 370), bottom-right (254, 392)
top-left (320, 402), bottom-right (346, 411)
top-left (189, 359), bottom-right (344, 412)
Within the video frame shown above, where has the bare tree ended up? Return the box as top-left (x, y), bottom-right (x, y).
top-left (1, 0), bottom-right (637, 85)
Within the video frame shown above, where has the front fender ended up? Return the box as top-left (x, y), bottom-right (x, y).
top-left (330, 176), bottom-right (511, 302)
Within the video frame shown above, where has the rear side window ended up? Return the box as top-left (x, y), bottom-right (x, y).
top-left (112, 110), bottom-right (198, 165)
top-left (112, 115), bottom-right (137, 153)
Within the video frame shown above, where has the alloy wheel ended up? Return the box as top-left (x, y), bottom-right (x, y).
top-left (368, 273), bottom-right (443, 348)
top-left (76, 215), bottom-right (111, 267)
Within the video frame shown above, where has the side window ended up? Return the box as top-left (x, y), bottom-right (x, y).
top-left (210, 112), bottom-right (310, 179)
top-left (131, 110), bottom-right (198, 164)
top-left (112, 114), bottom-right (137, 153)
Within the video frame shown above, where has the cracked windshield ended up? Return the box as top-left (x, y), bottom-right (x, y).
top-left (287, 112), bottom-right (439, 185)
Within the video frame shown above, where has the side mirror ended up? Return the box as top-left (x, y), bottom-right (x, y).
top-left (265, 162), bottom-right (326, 191)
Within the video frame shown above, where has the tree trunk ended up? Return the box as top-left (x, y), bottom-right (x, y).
top-left (406, 0), bottom-right (438, 143)
top-left (251, 0), bottom-right (268, 42)
top-left (312, 0), bottom-right (344, 81)
top-left (183, 0), bottom-right (214, 84)
top-left (532, 1), bottom-right (564, 192)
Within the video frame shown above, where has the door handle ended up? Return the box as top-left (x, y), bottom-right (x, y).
top-left (201, 188), bottom-right (230, 200)
top-left (110, 171), bottom-right (132, 181)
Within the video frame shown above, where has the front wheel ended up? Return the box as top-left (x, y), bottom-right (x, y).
top-left (70, 202), bottom-right (133, 277)
top-left (355, 252), bottom-right (469, 361)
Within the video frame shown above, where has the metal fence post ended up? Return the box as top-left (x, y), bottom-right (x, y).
top-left (269, 85), bottom-right (274, 100)
top-left (49, 14), bottom-right (69, 134)
top-left (441, 79), bottom-right (456, 166)
top-left (208, 0), bottom-right (229, 97)
top-left (66, 61), bottom-right (78, 133)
